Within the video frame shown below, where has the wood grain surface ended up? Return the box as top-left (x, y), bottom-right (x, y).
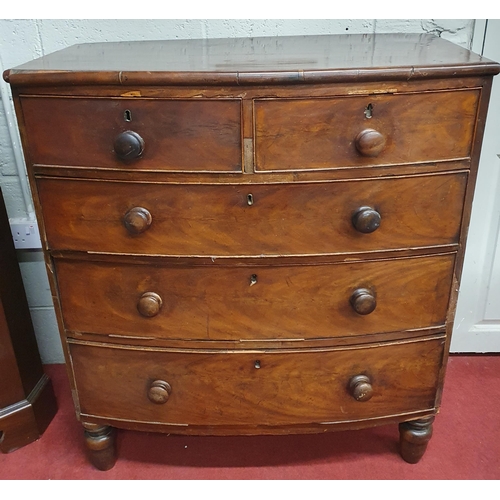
top-left (69, 337), bottom-right (444, 427)
top-left (20, 96), bottom-right (242, 172)
top-left (5, 34), bottom-right (500, 86)
top-left (255, 90), bottom-right (479, 170)
top-left (55, 254), bottom-right (454, 341)
top-left (36, 173), bottom-right (467, 256)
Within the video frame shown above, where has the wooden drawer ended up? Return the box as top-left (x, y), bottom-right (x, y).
top-left (254, 90), bottom-right (479, 171)
top-left (56, 254), bottom-right (454, 341)
top-left (37, 172), bottom-right (467, 256)
top-left (69, 337), bottom-right (444, 427)
top-left (19, 97), bottom-right (242, 172)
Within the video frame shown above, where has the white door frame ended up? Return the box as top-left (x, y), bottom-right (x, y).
top-left (451, 19), bottom-right (500, 352)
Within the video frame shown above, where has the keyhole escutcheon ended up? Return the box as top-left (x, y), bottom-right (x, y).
top-left (364, 103), bottom-right (373, 119)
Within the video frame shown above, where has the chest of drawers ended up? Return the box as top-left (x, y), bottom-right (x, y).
top-left (5, 33), bottom-right (499, 470)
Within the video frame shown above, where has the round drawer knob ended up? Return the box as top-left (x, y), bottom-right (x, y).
top-left (349, 375), bottom-right (374, 402)
top-left (355, 128), bottom-right (386, 157)
top-left (123, 207), bottom-right (152, 235)
top-left (114, 130), bottom-right (145, 161)
top-left (148, 380), bottom-right (172, 404)
top-left (138, 292), bottom-right (163, 317)
top-left (352, 206), bottom-right (381, 234)
top-left (350, 288), bottom-right (377, 315)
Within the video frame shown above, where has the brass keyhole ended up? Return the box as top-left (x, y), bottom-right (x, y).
top-left (254, 360), bottom-right (261, 369)
top-left (247, 193), bottom-right (254, 206)
top-left (250, 274), bottom-right (258, 286)
top-left (364, 103), bottom-right (373, 119)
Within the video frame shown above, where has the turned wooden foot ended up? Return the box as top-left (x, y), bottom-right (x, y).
top-left (83, 423), bottom-right (117, 471)
top-left (399, 416), bottom-right (434, 464)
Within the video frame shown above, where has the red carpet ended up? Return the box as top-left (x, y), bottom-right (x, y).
top-left (1, 355), bottom-right (499, 480)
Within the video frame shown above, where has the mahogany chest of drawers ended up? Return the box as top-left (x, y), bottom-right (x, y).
top-left (4, 33), bottom-right (499, 470)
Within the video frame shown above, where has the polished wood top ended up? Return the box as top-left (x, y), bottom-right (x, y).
top-left (4, 33), bottom-right (500, 87)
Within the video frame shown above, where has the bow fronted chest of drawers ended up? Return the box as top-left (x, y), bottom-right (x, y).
top-left (4, 34), bottom-right (499, 470)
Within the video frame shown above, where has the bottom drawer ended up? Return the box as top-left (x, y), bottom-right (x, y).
top-left (69, 337), bottom-right (444, 427)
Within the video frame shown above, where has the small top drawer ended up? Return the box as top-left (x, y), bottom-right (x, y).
top-left (254, 89), bottom-right (479, 172)
top-left (19, 97), bottom-right (242, 172)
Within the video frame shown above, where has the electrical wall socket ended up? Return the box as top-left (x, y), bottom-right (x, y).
top-left (10, 218), bottom-right (42, 249)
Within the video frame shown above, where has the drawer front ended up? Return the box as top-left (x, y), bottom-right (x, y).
top-left (56, 254), bottom-right (454, 341)
top-left (20, 97), bottom-right (242, 172)
top-left (70, 338), bottom-right (444, 426)
top-left (255, 90), bottom-right (479, 171)
top-left (37, 173), bottom-right (467, 256)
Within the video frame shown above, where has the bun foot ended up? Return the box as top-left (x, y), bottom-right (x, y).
top-left (399, 416), bottom-right (434, 464)
top-left (83, 423), bottom-right (117, 471)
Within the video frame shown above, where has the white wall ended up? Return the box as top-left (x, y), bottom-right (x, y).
top-left (0, 19), bottom-right (476, 363)
top-left (451, 20), bottom-right (500, 352)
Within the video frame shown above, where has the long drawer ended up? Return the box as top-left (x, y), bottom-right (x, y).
top-left (56, 254), bottom-right (454, 341)
top-left (69, 337), bottom-right (444, 427)
top-left (20, 96), bottom-right (242, 172)
top-left (254, 89), bottom-right (479, 171)
top-left (37, 173), bottom-right (467, 256)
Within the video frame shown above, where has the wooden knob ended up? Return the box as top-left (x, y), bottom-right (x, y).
top-left (355, 129), bottom-right (386, 157)
top-left (352, 206), bottom-right (381, 233)
top-left (114, 130), bottom-right (144, 160)
top-left (350, 288), bottom-right (376, 315)
top-left (124, 207), bottom-right (152, 235)
top-left (349, 375), bottom-right (374, 402)
top-left (148, 380), bottom-right (171, 404)
top-left (137, 292), bottom-right (163, 317)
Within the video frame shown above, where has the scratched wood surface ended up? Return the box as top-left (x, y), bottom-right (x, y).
top-left (5, 34), bottom-right (500, 86)
top-left (69, 337), bottom-right (444, 427)
top-left (56, 254), bottom-right (454, 341)
top-left (36, 173), bottom-right (467, 256)
top-left (254, 90), bottom-right (479, 171)
top-left (20, 96), bottom-right (242, 172)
